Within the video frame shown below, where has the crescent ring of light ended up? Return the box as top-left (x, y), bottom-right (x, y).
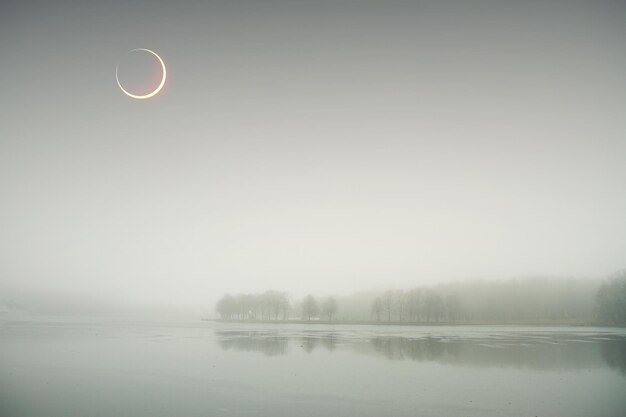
top-left (116, 48), bottom-right (167, 99)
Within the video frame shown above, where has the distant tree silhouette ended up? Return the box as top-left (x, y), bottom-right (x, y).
top-left (596, 271), bottom-right (626, 326)
top-left (371, 298), bottom-right (382, 321)
top-left (424, 290), bottom-right (445, 323)
top-left (406, 289), bottom-right (421, 321)
top-left (445, 294), bottom-right (462, 324)
top-left (263, 290), bottom-right (289, 320)
top-left (395, 290), bottom-right (406, 321)
top-left (216, 294), bottom-right (237, 319)
top-left (382, 290), bottom-right (394, 322)
top-left (301, 295), bottom-right (320, 321)
top-left (216, 290), bottom-right (290, 321)
top-left (322, 297), bottom-right (338, 321)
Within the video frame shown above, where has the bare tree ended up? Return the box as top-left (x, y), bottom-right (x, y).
top-left (406, 289), bottom-right (421, 322)
top-left (596, 271), bottom-right (626, 326)
top-left (262, 290), bottom-right (289, 320)
top-left (395, 290), bottom-right (406, 321)
top-left (301, 295), bottom-right (319, 321)
top-left (322, 297), bottom-right (338, 321)
top-left (371, 297), bottom-right (382, 321)
top-left (216, 294), bottom-right (237, 319)
top-left (424, 290), bottom-right (444, 323)
top-left (382, 290), bottom-right (394, 322)
top-left (445, 294), bottom-right (462, 324)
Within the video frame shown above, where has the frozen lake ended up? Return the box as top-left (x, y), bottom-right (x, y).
top-left (1, 319), bottom-right (625, 417)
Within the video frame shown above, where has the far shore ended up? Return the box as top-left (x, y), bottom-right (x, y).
top-left (203, 318), bottom-right (601, 327)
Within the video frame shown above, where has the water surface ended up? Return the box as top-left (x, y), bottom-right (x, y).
top-left (1, 319), bottom-right (625, 417)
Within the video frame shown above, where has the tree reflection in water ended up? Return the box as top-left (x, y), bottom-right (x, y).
top-left (216, 331), bottom-right (288, 356)
top-left (368, 335), bottom-right (613, 370)
top-left (215, 331), bottom-right (339, 356)
top-left (601, 339), bottom-right (626, 375)
top-left (215, 329), bottom-right (626, 373)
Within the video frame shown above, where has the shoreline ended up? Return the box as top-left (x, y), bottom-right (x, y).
top-left (204, 318), bottom-right (602, 327)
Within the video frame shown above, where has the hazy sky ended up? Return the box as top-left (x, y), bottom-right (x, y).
top-left (1, 0), bottom-right (625, 308)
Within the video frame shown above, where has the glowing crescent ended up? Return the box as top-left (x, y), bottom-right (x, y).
top-left (116, 48), bottom-right (166, 99)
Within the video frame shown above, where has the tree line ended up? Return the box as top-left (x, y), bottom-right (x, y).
top-left (370, 289), bottom-right (463, 323)
top-left (214, 272), bottom-right (626, 326)
top-left (595, 271), bottom-right (626, 326)
top-left (216, 290), bottom-right (289, 320)
top-left (215, 291), bottom-right (338, 321)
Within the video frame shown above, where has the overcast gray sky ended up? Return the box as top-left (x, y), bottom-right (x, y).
top-left (1, 0), bottom-right (625, 309)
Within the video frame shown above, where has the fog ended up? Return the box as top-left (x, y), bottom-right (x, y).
top-left (1, 0), bottom-right (625, 317)
top-left (2, 3), bottom-right (626, 416)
